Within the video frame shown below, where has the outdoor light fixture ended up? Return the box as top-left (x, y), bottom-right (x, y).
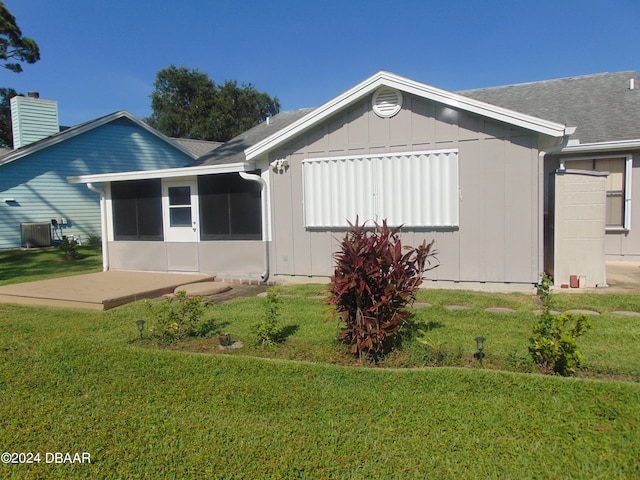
top-left (136, 319), bottom-right (146, 340)
top-left (475, 336), bottom-right (486, 366)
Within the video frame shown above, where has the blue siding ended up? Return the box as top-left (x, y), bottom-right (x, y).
top-left (0, 118), bottom-right (192, 249)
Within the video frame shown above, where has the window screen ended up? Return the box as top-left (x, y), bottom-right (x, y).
top-left (111, 179), bottom-right (163, 240)
top-left (198, 173), bottom-right (262, 240)
top-left (303, 150), bottom-right (459, 228)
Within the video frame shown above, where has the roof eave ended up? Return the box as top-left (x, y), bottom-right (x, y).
top-left (560, 139), bottom-right (640, 154)
top-left (245, 71), bottom-right (568, 161)
top-left (67, 161), bottom-right (253, 184)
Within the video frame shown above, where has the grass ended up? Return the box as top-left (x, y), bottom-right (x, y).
top-left (1, 250), bottom-right (639, 478)
top-left (0, 245), bottom-right (102, 286)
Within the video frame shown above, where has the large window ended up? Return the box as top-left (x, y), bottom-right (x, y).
top-left (303, 150), bottom-right (459, 228)
top-left (111, 179), bottom-right (163, 240)
top-left (198, 173), bottom-right (262, 240)
top-left (569, 156), bottom-right (631, 229)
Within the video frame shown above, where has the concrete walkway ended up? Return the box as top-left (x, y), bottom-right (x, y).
top-left (0, 271), bottom-right (214, 310)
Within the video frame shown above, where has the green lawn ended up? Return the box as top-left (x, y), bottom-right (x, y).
top-left (0, 245), bottom-right (102, 286)
top-left (1, 282), bottom-right (640, 478)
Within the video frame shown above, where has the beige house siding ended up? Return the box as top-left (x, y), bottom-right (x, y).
top-left (267, 92), bottom-right (543, 288)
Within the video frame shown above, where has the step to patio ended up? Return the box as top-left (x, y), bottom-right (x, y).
top-left (174, 282), bottom-right (231, 297)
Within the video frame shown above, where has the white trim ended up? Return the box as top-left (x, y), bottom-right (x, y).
top-left (561, 139), bottom-right (640, 153)
top-left (68, 162), bottom-right (252, 184)
top-left (162, 177), bottom-right (199, 243)
top-left (625, 155), bottom-right (633, 230)
top-left (245, 71), bottom-right (569, 161)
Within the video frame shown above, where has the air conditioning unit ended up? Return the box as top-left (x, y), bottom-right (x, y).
top-left (21, 222), bottom-right (52, 248)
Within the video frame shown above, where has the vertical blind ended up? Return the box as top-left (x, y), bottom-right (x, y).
top-left (303, 149), bottom-right (459, 228)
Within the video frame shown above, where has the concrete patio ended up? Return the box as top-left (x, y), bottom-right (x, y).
top-left (0, 271), bottom-right (215, 310)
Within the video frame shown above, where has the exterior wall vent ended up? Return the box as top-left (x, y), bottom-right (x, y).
top-left (372, 87), bottom-right (403, 118)
top-left (21, 222), bottom-right (52, 248)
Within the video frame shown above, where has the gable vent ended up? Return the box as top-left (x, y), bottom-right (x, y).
top-left (372, 87), bottom-right (403, 118)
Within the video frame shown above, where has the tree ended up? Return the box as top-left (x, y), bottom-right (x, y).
top-left (0, 2), bottom-right (40, 73)
top-left (146, 65), bottom-right (280, 142)
top-left (0, 87), bottom-right (16, 147)
top-left (0, 2), bottom-right (40, 147)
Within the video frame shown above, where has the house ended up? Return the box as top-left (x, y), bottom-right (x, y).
top-left (68, 70), bottom-right (640, 291)
top-left (461, 71), bottom-right (640, 266)
top-left (0, 93), bottom-right (208, 250)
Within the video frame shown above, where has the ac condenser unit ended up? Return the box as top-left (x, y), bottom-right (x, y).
top-left (21, 222), bottom-right (52, 248)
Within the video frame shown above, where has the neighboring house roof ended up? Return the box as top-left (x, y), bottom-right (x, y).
top-left (190, 108), bottom-right (314, 167)
top-left (460, 71), bottom-right (640, 145)
top-left (0, 110), bottom-right (197, 168)
top-left (244, 71), bottom-right (570, 162)
top-left (171, 138), bottom-right (223, 158)
top-left (70, 110), bottom-right (314, 184)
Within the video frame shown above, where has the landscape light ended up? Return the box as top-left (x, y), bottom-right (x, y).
top-left (475, 336), bottom-right (486, 366)
top-left (136, 319), bottom-right (146, 340)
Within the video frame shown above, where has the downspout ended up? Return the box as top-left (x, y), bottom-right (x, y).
top-left (87, 183), bottom-right (109, 272)
top-left (537, 126), bottom-right (576, 281)
top-left (239, 171), bottom-right (269, 283)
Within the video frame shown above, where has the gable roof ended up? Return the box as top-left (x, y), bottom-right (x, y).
top-left (171, 138), bottom-right (223, 158)
top-left (0, 110), bottom-right (197, 168)
top-left (190, 108), bottom-right (314, 167)
top-left (460, 71), bottom-right (640, 145)
top-left (243, 71), bottom-right (570, 162)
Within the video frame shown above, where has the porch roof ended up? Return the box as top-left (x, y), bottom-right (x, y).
top-left (67, 161), bottom-right (250, 184)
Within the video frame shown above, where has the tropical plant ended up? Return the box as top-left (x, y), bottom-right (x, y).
top-left (327, 218), bottom-right (437, 362)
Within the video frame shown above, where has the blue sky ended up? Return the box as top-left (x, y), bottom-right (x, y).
top-left (4, 0), bottom-right (639, 127)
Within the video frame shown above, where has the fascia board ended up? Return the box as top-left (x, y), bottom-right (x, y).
top-left (245, 71), bottom-right (568, 161)
top-left (561, 139), bottom-right (640, 154)
top-left (1, 111), bottom-right (197, 168)
top-left (67, 162), bottom-right (251, 184)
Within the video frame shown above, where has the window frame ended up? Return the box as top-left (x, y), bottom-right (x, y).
top-left (563, 154), bottom-right (632, 232)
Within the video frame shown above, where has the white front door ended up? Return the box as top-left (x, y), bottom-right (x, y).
top-left (163, 179), bottom-right (198, 242)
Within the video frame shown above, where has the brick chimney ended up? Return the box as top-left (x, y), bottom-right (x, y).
top-left (10, 93), bottom-right (60, 149)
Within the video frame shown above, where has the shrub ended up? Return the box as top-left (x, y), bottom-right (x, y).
top-left (529, 274), bottom-right (592, 376)
top-left (59, 237), bottom-right (79, 260)
top-left (145, 290), bottom-right (216, 343)
top-left (327, 218), bottom-right (437, 362)
top-left (252, 291), bottom-right (282, 346)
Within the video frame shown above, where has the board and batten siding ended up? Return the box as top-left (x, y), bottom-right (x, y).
top-left (267, 92), bottom-right (542, 288)
top-left (0, 119), bottom-right (192, 249)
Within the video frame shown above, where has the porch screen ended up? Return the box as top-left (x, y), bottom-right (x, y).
top-left (198, 173), bottom-right (262, 240)
top-left (302, 149), bottom-right (459, 228)
top-left (111, 179), bottom-right (163, 240)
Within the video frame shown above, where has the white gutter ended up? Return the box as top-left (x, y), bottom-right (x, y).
top-left (86, 183), bottom-right (109, 272)
top-left (560, 138), bottom-right (640, 154)
top-left (239, 172), bottom-right (269, 283)
top-left (538, 126), bottom-right (577, 280)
